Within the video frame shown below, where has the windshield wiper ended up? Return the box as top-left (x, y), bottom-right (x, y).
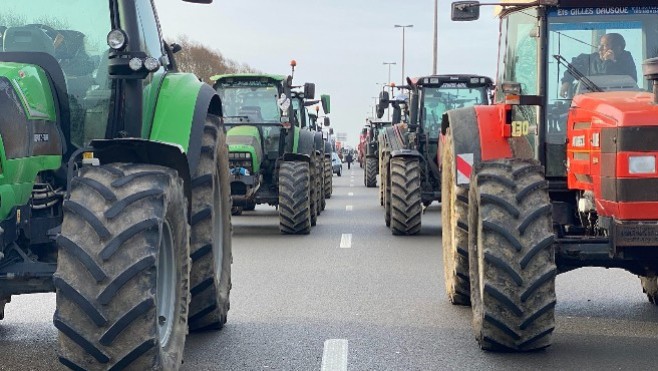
top-left (553, 54), bottom-right (604, 93)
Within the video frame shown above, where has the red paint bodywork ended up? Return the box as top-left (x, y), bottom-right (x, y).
top-left (567, 91), bottom-right (658, 220)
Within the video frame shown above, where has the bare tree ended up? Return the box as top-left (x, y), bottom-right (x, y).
top-left (170, 36), bottom-right (257, 83)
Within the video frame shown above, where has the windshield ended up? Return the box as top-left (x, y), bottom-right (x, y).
top-left (217, 85), bottom-right (281, 123)
top-left (1, 1), bottom-right (112, 147)
top-left (421, 85), bottom-right (488, 139)
top-left (547, 7), bottom-right (658, 135)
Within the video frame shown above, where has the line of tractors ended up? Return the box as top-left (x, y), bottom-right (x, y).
top-left (360, 0), bottom-right (658, 353)
top-left (212, 62), bottom-right (338, 235)
top-left (0, 0), bottom-right (346, 369)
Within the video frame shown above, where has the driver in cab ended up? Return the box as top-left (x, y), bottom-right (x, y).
top-left (560, 33), bottom-right (637, 98)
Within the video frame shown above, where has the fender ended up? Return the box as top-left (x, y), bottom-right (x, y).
top-left (88, 139), bottom-right (192, 213)
top-left (150, 73), bottom-right (222, 173)
top-left (313, 132), bottom-right (324, 154)
top-left (283, 153), bottom-right (310, 163)
top-left (390, 149), bottom-right (421, 159)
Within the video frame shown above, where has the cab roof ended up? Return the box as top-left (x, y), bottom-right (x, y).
top-left (210, 73), bottom-right (286, 82)
top-left (494, 0), bottom-right (658, 16)
top-left (410, 74), bottom-right (493, 86)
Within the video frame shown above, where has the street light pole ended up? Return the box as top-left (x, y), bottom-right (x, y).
top-left (394, 24), bottom-right (413, 84)
top-left (382, 62), bottom-right (396, 85)
top-left (433, 0), bottom-right (438, 75)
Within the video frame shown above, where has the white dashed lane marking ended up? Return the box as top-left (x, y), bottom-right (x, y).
top-left (321, 339), bottom-right (348, 371)
top-left (346, 205), bottom-right (353, 211)
top-left (339, 234), bottom-right (352, 248)
top-left (348, 192), bottom-right (354, 196)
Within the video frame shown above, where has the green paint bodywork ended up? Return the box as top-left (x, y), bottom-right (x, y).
top-left (149, 73), bottom-right (204, 150)
top-left (0, 63), bottom-right (56, 121)
top-left (293, 127), bottom-right (300, 153)
top-left (227, 126), bottom-right (262, 173)
top-left (0, 63), bottom-right (61, 219)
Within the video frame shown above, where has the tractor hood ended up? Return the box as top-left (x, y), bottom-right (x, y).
top-left (568, 91), bottom-right (658, 220)
top-left (227, 125), bottom-right (263, 173)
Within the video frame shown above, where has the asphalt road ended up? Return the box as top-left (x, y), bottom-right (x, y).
top-left (3, 165), bottom-right (658, 370)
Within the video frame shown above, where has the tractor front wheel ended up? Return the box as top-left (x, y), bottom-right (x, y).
top-left (441, 129), bottom-right (471, 305)
top-left (390, 157), bottom-right (422, 235)
top-left (55, 164), bottom-right (190, 370)
top-left (279, 161), bottom-right (312, 234)
top-left (365, 157), bottom-right (377, 188)
top-left (468, 159), bottom-right (556, 351)
top-left (188, 116), bottom-right (232, 332)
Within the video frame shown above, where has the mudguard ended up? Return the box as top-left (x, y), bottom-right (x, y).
top-left (442, 105), bottom-right (513, 184)
top-left (297, 130), bottom-right (316, 157)
top-left (150, 73), bottom-right (222, 173)
top-left (283, 153), bottom-right (310, 163)
top-left (390, 149), bottom-right (421, 158)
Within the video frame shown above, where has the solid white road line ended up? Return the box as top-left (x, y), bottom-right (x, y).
top-left (339, 234), bottom-right (352, 248)
top-left (321, 339), bottom-right (348, 371)
top-left (346, 205), bottom-right (353, 211)
top-left (348, 192), bottom-right (354, 196)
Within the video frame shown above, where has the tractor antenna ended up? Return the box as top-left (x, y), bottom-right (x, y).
top-left (290, 59), bottom-right (297, 79)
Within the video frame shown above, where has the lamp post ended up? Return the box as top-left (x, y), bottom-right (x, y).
top-left (433, 0), bottom-right (438, 74)
top-left (394, 24), bottom-right (413, 84)
top-left (382, 62), bottom-right (396, 85)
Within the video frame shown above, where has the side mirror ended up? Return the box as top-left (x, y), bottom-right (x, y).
top-left (451, 1), bottom-right (480, 21)
top-left (376, 103), bottom-right (385, 119)
top-left (304, 83), bottom-right (316, 100)
top-left (379, 91), bottom-right (390, 106)
top-left (324, 117), bottom-right (331, 127)
top-left (321, 94), bottom-right (331, 114)
top-left (329, 128), bottom-right (334, 135)
top-left (170, 43), bottom-right (182, 54)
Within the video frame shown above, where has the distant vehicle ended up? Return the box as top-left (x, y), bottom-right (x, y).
top-left (332, 152), bottom-right (343, 176)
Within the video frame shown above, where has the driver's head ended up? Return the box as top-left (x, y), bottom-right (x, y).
top-left (598, 33), bottom-right (626, 58)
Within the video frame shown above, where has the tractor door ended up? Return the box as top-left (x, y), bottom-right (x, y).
top-left (495, 7), bottom-right (542, 163)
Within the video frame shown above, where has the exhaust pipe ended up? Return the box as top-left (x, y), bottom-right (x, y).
top-left (642, 57), bottom-right (658, 104)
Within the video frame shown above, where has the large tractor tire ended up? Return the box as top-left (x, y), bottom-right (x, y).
top-left (441, 129), bottom-right (471, 306)
top-left (324, 156), bottom-right (332, 198)
top-left (188, 116), bottom-right (232, 332)
top-left (365, 157), bottom-right (377, 188)
top-left (640, 276), bottom-right (658, 304)
top-left (383, 154), bottom-right (391, 227)
top-left (309, 157), bottom-right (319, 227)
top-left (279, 161), bottom-right (311, 234)
top-left (468, 159), bottom-right (556, 351)
top-left (390, 157), bottom-right (422, 235)
top-left (55, 164), bottom-right (190, 370)
top-left (317, 158), bottom-right (326, 212)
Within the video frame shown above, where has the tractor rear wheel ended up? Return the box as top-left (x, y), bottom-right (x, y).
top-left (365, 157), bottom-right (377, 188)
top-left (441, 129), bottom-right (471, 306)
top-left (279, 161), bottom-right (311, 234)
top-left (324, 156), bottom-right (332, 198)
top-left (188, 116), bottom-right (232, 332)
top-left (383, 153), bottom-right (391, 227)
top-left (317, 158), bottom-right (325, 212)
top-left (55, 164), bottom-right (189, 370)
top-left (390, 157), bottom-right (422, 235)
top-left (640, 276), bottom-right (658, 304)
top-left (310, 157), bottom-right (318, 227)
top-left (468, 159), bottom-right (556, 351)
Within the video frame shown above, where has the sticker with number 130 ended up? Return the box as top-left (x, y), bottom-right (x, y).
top-left (511, 120), bottom-right (529, 137)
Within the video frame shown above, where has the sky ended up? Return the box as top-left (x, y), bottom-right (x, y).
top-left (156, 0), bottom-right (500, 147)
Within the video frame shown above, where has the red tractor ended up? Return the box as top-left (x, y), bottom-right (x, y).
top-left (442, 0), bottom-right (658, 352)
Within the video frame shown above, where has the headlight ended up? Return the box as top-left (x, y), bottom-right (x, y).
top-left (629, 155), bottom-right (656, 174)
top-left (107, 29), bottom-right (127, 50)
top-left (128, 58), bottom-right (143, 71)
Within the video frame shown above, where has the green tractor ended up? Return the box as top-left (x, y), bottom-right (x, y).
top-left (362, 118), bottom-right (392, 189)
top-left (214, 68), bottom-right (330, 234)
top-left (0, 0), bottom-right (233, 369)
top-left (378, 75), bottom-right (493, 235)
